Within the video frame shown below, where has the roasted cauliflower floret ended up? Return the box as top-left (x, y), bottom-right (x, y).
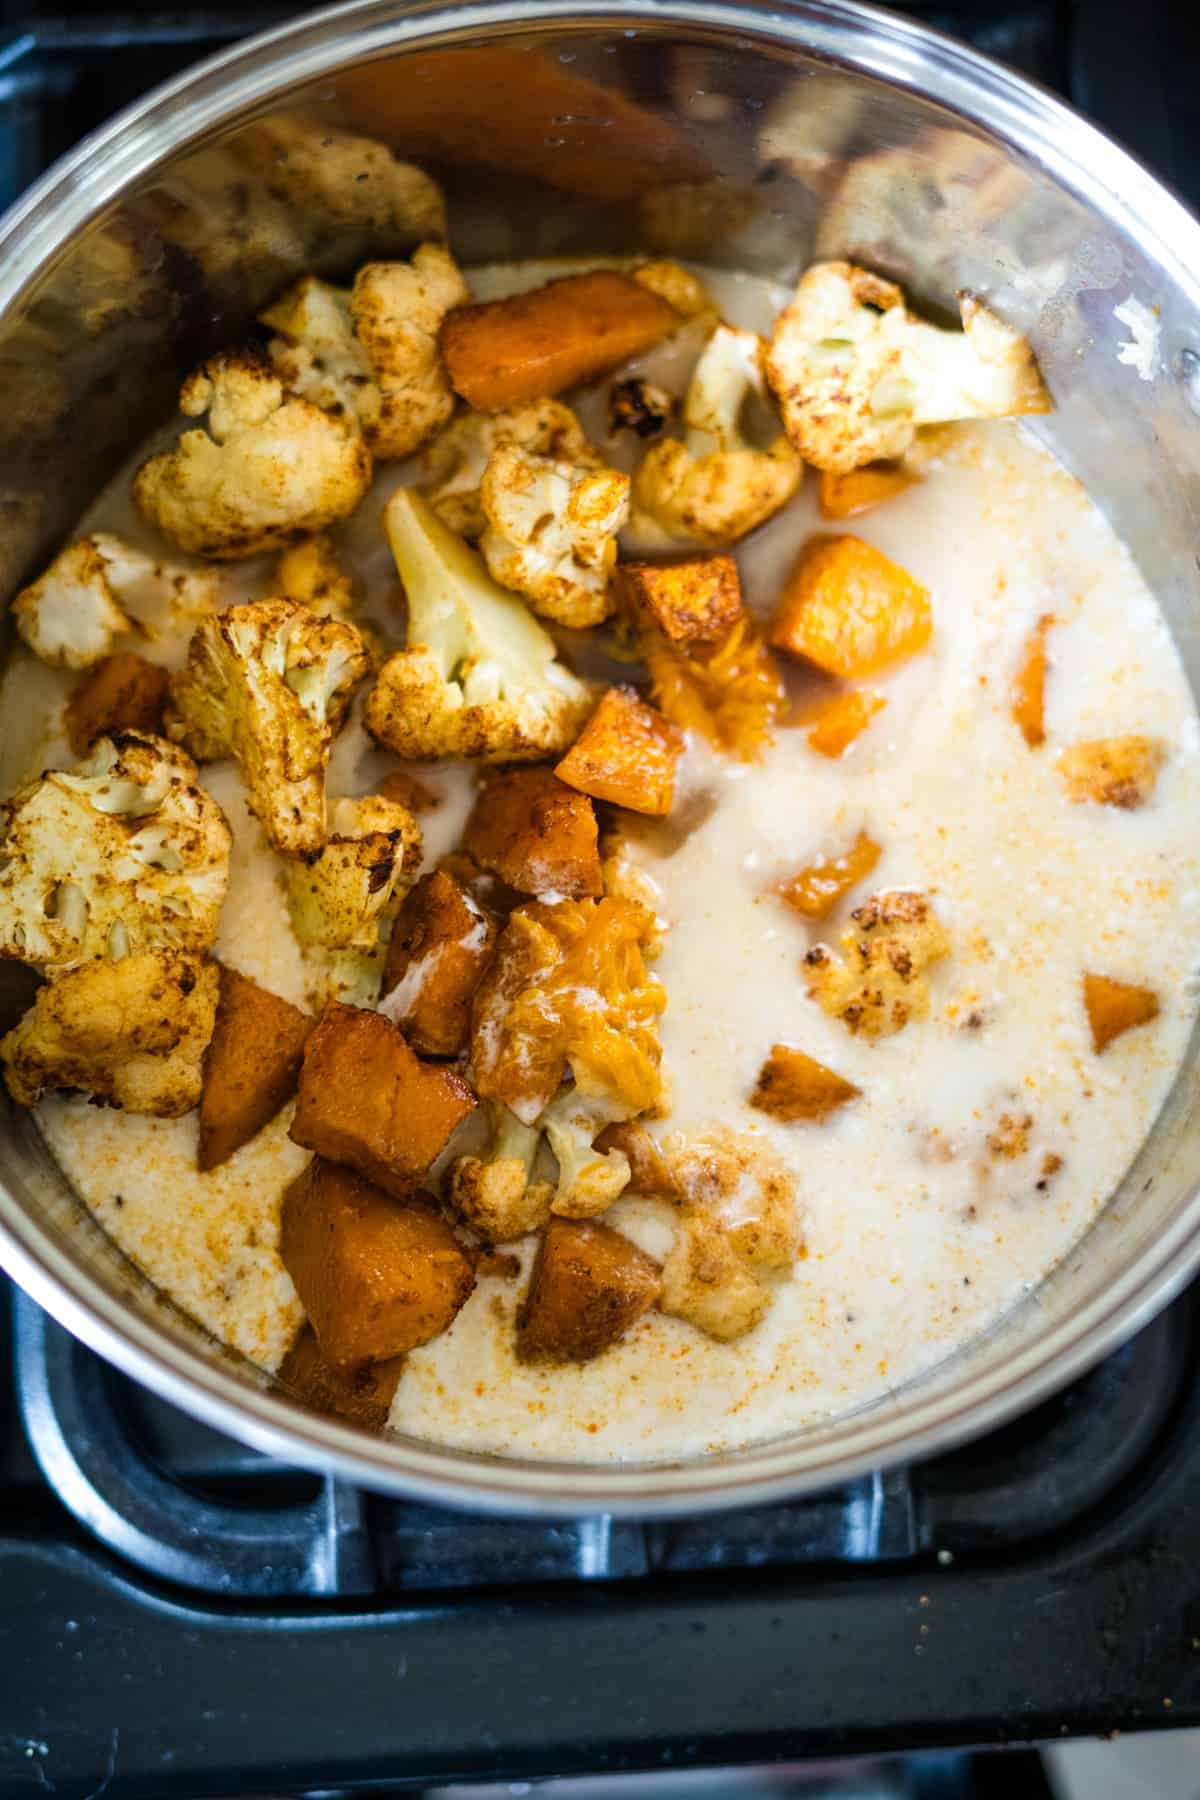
top-left (661, 1211), bottom-right (772, 1342)
top-left (364, 489), bottom-right (593, 763)
top-left (447, 1101), bottom-right (554, 1243)
top-left (633, 324), bottom-right (802, 547)
top-left (421, 398), bottom-right (601, 540)
top-left (659, 1130), bottom-right (799, 1342)
top-left (132, 350), bottom-right (372, 559)
top-left (167, 596), bottom-right (370, 857)
top-left (283, 794), bottom-right (422, 950)
top-left (805, 888), bottom-right (950, 1038)
top-left (540, 1086), bottom-right (633, 1219)
top-left (1, 950), bottom-right (218, 1116)
top-left (275, 535), bottom-right (357, 621)
top-left (765, 261), bottom-right (1050, 473)
top-left (632, 260), bottom-right (719, 323)
top-left (262, 247), bottom-right (469, 461)
top-left (0, 732), bottom-right (231, 968)
top-left (480, 443), bottom-right (630, 628)
top-left (12, 532), bottom-right (217, 669)
top-left (233, 115), bottom-right (447, 245)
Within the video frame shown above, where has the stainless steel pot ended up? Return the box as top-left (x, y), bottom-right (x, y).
top-left (2, 0), bottom-right (1199, 1517)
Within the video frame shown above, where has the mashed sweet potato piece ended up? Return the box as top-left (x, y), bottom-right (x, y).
top-left (516, 1215), bottom-right (661, 1363)
top-left (197, 965), bottom-right (314, 1171)
top-left (462, 766), bottom-right (603, 899)
top-left (750, 1044), bottom-right (860, 1122)
top-left (770, 535), bottom-right (931, 678)
top-left (554, 686), bottom-right (683, 817)
top-left (1083, 974), bottom-right (1160, 1054)
top-left (643, 616), bottom-right (783, 761)
top-left (65, 653), bottom-right (169, 754)
top-left (380, 868), bottom-right (497, 1057)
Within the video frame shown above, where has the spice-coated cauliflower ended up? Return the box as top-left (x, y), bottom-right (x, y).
top-left (447, 1102), bottom-right (554, 1243)
top-left (661, 1210), bottom-right (772, 1341)
top-left (11, 532), bottom-right (218, 669)
top-left (132, 350), bottom-right (372, 559)
top-left (805, 888), bottom-right (950, 1038)
top-left (0, 732), bottom-right (231, 968)
top-left (233, 115), bottom-right (447, 246)
top-left (633, 324), bottom-right (802, 546)
top-left (540, 1085), bottom-right (633, 1219)
top-left (658, 1130), bottom-right (799, 1341)
top-left (283, 793), bottom-right (422, 950)
top-left (167, 596), bottom-right (370, 857)
top-left (364, 489), bottom-right (593, 764)
top-left (765, 260), bottom-right (1051, 474)
top-left (480, 443), bottom-right (630, 628)
top-left (274, 534), bottom-right (357, 621)
top-left (1, 950), bottom-right (218, 1116)
top-left (421, 399), bottom-right (601, 540)
top-left (262, 246), bottom-right (469, 461)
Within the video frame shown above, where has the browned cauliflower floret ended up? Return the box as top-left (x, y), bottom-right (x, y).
top-left (167, 597), bottom-right (370, 857)
top-left (1, 950), bottom-right (218, 1116)
top-left (659, 1129), bottom-right (799, 1342)
top-left (660, 1211), bottom-right (772, 1342)
top-left (0, 732), bottom-right (231, 968)
top-left (132, 350), bottom-right (372, 559)
top-left (12, 532), bottom-right (217, 669)
top-left (447, 1103), bottom-right (554, 1243)
top-left (274, 534), bottom-right (357, 621)
top-left (765, 261), bottom-right (1050, 474)
top-left (540, 1086), bottom-right (633, 1219)
top-left (480, 443), bottom-right (630, 628)
top-left (633, 324), bottom-right (802, 546)
top-left (421, 399), bottom-right (600, 540)
top-left (805, 889), bottom-right (950, 1038)
top-left (364, 489), bottom-right (593, 764)
top-left (262, 246), bottom-right (469, 461)
top-left (282, 793), bottom-right (421, 950)
top-left (233, 115), bottom-right (446, 246)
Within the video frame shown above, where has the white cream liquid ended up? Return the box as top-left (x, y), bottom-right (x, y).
top-left (7, 264), bottom-right (1198, 1458)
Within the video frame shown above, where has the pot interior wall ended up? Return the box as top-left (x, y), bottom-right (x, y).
top-left (2, 7), bottom-right (1199, 1502)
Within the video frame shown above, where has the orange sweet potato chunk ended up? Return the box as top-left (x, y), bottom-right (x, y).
top-left (1057, 737), bottom-right (1164, 810)
top-left (197, 966), bottom-right (314, 1172)
top-left (381, 869), bottom-right (498, 1057)
top-left (1012, 614), bottom-right (1053, 749)
top-left (594, 1120), bottom-right (681, 1199)
top-left (462, 766), bottom-right (602, 899)
top-left (805, 689), bottom-right (886, 758)
top-left (643, 617), bottom-right (783, 761)
top-left (770, 535), bottom-right (932, 678)
top-left (64, 653), bottom-right (169, 755)
top-left (555, 686), bottom-right (683, 817)
top-left (289, 1003), bottom-right (476, 1198)
top-left (817, 463), bottom-right (918, 521)
top-left (774, 831), bottom-right (881, 921)
top-left (279, 1323), bottom-right (405, 1430)
top-left (440, 272), bottom-right (679, 412)
top-left (619, 552), bottom-right (743, 647)
top-left (376, 768), bottom-right (440, 814)
top-left (517, 1216), bottom-right (661, 1364)
top-left (1083, 974), bottom-right (1160, 1054)
top-left (750, 1045), bottom-right (860, 1122)
top-left (281, 1157), bottom-right (474, 1367)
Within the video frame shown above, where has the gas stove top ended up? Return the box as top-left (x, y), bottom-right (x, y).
top-left (1, 2), bottom-right (1198, 1795)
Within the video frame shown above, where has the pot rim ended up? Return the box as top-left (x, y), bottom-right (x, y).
top-left (3, 0), bottom-right (1200, 1518)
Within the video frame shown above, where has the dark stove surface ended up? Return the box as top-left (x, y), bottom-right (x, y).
top-left (2, 1), bottom-right (1199, 1795)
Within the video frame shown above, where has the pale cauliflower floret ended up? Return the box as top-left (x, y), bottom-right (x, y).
top-left (539, 1086), bottom-right (632, 1220)
top-left (480, 443), bottom-right (630, 628)
top-left (167, 596), bottom-right (370, 856)
top-left (421, 399), bottom-right (600, 541)
top-left (11, 532), bottom-right (218, 670)
top-left (275, 535), bottom-right (357, 620)
top-left (132, 350), bottom-right (372, 559)
top-left (0, 732), bottom-right (231, 968)
top-left (233, 115), bottom-right (447, 245)
top-left (283, 793), bottom-right (421, 950)
top-left (660, 1210), bottom-right (772, 1342)
top-left (262, 247), bottom-right (468, 462)
top-left (447, 1103), bottom-right (554, 1242)
top-left (805, 888), bottom-right (950, 1038)
top-left (668, 1129), bottom-right (798, 1274)
top-left (633, 323), bottom-right (802, 546)
top-left (1, 951), bottom-right (218, 1116)
top-left (765, 261), bottom-right (1050, 474)
top-left (364, 489), bottom-right (593, 764)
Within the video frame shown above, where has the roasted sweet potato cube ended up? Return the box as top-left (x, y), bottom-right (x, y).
top-left (804, 689), bottom-right (885, 758)
top-left (198, 965), bottom-right (314, 1171)
top-left (517, 1216), bottom-right (661, 1364)
top-left (594, 1120), bottom-right (681, 1198)
top-left (1012, 614), bottom-right (1053, 749)
top-left (618, 552), bottom-right (743, 647)
top-left (376, 768), bottom-right (440, 814)
top-left (1057, 737), bottom-right (1164, 810)
top-left (289, 1003), bottom-right (476, 1198)
top-left (1083, 974), bottom-right (1160, 1054)
top-left (279, 1323), bottom-right (404, 1430)
top-left (770, 535), bottom-right (932, 678)
top-left (817, 463), bottom-right (918, 521)
top-left (554, 686), bottom-right (683, 817)
top-left (462, 766), bottom-right (602, 899)
top-left (774, 831), bottom-right (881, 921)
top-left (441, 271), bottom-right (679, 413)
top-left (64, 652), bottom-right (169, 755)
top-left (281, 1158), bottom-right (474, 1366)
top-left (750, 1045), bottom-right (860, 1122)
top-left (380, 869), bottom-right (498, 1057)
